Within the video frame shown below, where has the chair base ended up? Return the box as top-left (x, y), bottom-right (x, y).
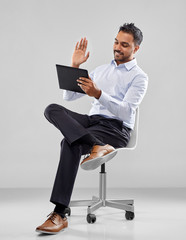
top-left (70, 197), bottom-right (134, 214)
top-left (69, 164), bottom-right (134, 217)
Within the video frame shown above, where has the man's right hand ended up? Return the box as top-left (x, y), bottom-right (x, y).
top-left (71, 37), bottom-right (90, 68)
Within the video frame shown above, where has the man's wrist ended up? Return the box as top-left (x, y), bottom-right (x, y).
top-left (95, 90), bottom-right (102, 99)
top-left (71, 64), bottom-right (80, 68)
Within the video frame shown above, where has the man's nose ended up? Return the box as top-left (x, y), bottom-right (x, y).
top-left (115, 44), bottom-right (121, 51)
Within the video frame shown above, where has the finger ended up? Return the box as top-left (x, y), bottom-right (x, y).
top-left (79, 77), bottom-right (92, 82)
top-left (77, 83), bottom-right (84, 90)
top-left (76, 79), bottom-right (90, 86)
top-left (80, 38), bottom-right (85, 50)
top-left (75, 41), bottom-right (79, 50)
top-left (77, 83), bottom-right (88, 93)
top-left (85, 39), bottom-right (88, 50)
top-left (79, 38), bottom-right (83, 49)
top-left (77, 80), bottom-right (90, 86)
top-left (82, 38), bottom-right (87, 51)
top-left (78, 83), bottom-right (88, 89)
top-left (82, 37), bottom-right (85, 50)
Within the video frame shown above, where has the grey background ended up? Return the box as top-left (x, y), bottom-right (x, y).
top-left (0, 0), bottom-right (186, 188)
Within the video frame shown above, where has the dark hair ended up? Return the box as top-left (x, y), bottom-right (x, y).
top-left (119, 23), bottom-right (143, 46)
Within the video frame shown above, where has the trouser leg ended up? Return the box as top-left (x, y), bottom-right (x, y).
top-left (50, 139), bottom-right (91, 207)
top-left (44, 104), bottom-right (102, 207)
top-left (44, 103), bottom-right (99, 145)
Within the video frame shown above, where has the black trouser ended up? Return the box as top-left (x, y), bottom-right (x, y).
top-left (44, 103), bottom-right (131, 207)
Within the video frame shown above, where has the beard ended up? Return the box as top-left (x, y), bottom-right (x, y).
top-left (113, 50), bottom-right (131, 63)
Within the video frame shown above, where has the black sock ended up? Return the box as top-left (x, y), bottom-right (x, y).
top-left (54, 203), bottom-right (67, 218)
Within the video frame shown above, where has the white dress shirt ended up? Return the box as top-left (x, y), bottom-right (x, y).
top-left (63, 58), bottom-right (148, 130)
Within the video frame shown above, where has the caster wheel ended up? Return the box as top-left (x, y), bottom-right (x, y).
top-left (125, 211), bottom-right (135, 220)
top-left (87, 214), bottom-right (96, 224)
top-left (64, 207), bottom-right (71, 216)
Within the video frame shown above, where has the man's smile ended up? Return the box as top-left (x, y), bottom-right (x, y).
top-left (114, 50), bottom-right (123, 56)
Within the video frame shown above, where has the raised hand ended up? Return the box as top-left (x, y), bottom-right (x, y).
top-left (71, 37), bottom-right (90, 68)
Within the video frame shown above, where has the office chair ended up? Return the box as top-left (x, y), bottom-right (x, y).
top-left (65, 108), bottom-right (139, 223)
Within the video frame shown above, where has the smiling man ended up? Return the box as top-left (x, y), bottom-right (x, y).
top-left (114, 31), bottom-right (139, 63)
top-left (36, 23), bottom-right (148, 234)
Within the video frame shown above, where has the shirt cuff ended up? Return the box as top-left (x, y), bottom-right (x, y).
top-left (98, 90), bottom-right (110, 105)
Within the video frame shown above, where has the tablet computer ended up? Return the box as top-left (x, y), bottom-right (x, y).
top-left (56, 64), bottom-right (88, 94)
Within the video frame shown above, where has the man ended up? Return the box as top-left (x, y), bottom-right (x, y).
top-left (36, 23), bottom-right (148, 234)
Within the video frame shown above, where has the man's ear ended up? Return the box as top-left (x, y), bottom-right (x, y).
top-left (133, 45), bottom-right (140, 54)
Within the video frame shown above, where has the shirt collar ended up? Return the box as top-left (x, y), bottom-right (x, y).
top-left (111, 58), bottom-right (137, 71)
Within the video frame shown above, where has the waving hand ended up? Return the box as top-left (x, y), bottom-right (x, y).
top-left (71, 37), bottom-right (90, 68)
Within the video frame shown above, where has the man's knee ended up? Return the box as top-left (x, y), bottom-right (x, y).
top-left (44, 103), bottom-right (64, 120)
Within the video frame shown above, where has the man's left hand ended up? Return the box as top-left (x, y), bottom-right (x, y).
top-left (77, 77), bottom-right (101, 99)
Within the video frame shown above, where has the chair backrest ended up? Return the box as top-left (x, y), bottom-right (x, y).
top-left (125, 107), bottom-right (139, 149)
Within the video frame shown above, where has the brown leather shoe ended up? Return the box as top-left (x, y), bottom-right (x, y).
top-left (36, 212), bottom-right (68, 234)
top-left (80, 144), bottom-right (117, 170)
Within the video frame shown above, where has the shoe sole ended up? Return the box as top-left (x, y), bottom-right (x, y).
top-left (36, 228), bottom-right (66, 235)
top-left (81, 149), bottom-right (118, 171)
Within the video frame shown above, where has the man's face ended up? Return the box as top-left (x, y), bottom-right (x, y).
top-left (113, 31), bottom-right (139, 65)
